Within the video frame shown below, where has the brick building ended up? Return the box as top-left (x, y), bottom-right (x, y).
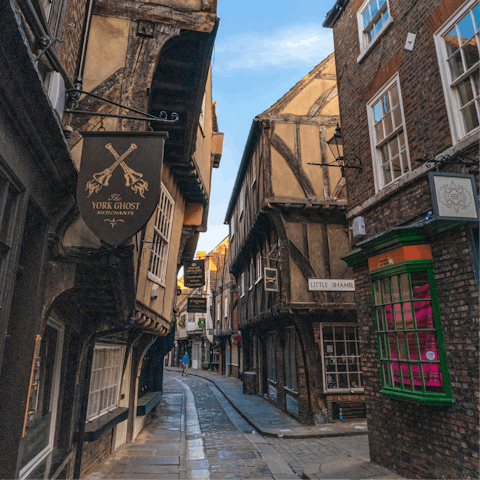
top-left (324, 0), bottom-right (479, 478)
top-left (0, 0), bottom-right (220, 478)
top-left (225, 55), bottom-right (365, 424)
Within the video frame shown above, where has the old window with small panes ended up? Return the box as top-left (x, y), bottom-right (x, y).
top-left (320, 324), bottom-right (363, 392)
top-left (372, 264), bottom-right (453, 404)
top-left (148, 183), bottom-right (174, 286)
top-left (358, 0), bottom-right (391, 53)
top-left (367, 74), bottom-right (411, 191)
top-left (87, 344), bottom-right (126, 421)
top-left (435, 1), bottom-right (480, 143)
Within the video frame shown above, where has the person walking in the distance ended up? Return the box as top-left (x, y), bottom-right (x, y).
top-left (182, 353), bottom-right (189, 376)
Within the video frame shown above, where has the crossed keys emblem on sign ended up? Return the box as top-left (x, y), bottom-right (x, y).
top-left (85, 143), bottom-right (149, 198)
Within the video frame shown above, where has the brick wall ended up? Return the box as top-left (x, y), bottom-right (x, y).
top-left (333, 0), bottom-right (466, 215)
top-left (56, 0), bottom-right (88, 82)
top-left (351, 225), bottom-right (479, 479)
top-left (330, 0), bottom-right (479, 477)
top-left (80, 429), bottom-right (114, 476)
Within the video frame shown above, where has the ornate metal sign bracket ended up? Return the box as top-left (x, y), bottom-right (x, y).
top-left (416, 152), bottom-right (479, 173)
top-left (65, 89), bottom-right (179, 123)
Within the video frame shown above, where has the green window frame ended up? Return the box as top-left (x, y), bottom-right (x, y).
top-left (371, 260), bottom-right (453, 405)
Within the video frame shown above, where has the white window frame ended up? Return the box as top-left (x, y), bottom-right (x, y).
top-left (224, 295), bottom-right (228, 317)
top-left (251, 159), bottom-right (257, 188)
top-left (217, 299), bottom-right (221, 321)
top-left (434, 0), bottom-right (480, 145)
top-left (319, 323), bottom-right (364, 393)
top-left (366, 73), bottom-right (412, 193)
top-left (230, 217), bottom-right (235, 239)
top-left (240, 272), bottom-right (245, 298)
top-left (86, 344), bottom-right (126, 422)
top-left (148, 183), bottom-right (174, 286)
top-left (239, 185), bottom-right (245, 218)
top-left (255, 252), bottom-right (263, 283)
top-left (249, 259), bottom-right (254, 290)
top-left (357, 0), bottom-right (392, 62)
top-left (199, 92), bottom-right (206, 133)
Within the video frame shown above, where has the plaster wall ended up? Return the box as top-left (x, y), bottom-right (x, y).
top-left (271, 148), bottom-right (304, 198)
top-left (136, 164), bottom-right (186, 321)
top-left (82, 16), bottom-right (130, 93)
top-left (193, 67), bottom-right (214, 197)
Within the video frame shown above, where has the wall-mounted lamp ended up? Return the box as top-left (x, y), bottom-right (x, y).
top-left (308, 123), bottom-right (362, 177)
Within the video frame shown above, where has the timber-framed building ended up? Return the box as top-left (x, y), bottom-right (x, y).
top-left (225, 54), bottom-right (366, 424)
top-left (0, 0), bottom-right (220, 478)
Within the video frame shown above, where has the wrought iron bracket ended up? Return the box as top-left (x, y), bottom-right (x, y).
top-left (308, 154), bottom-right (362, 176)
top-left (415, 152), bottom-right (479, 172)
top-left (35, 36), bottom-right (64, 61)
top-left (65, 89), bottom-right (179, 123)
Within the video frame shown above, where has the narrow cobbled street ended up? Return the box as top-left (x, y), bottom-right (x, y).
top-left (86, 371), bottom-right (401, 480)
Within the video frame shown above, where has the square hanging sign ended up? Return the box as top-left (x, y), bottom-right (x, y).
top-left (429, 172), bottom-right (479, 222)
top-left (184, 260), bottom-right (205, 288)
top-left (77, 131), bottom-right (168, 245)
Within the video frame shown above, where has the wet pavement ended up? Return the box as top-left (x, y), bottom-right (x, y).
top-left (85, 370), bottom-right (405, 479)
top-left (165, 367), bottom-right (368, 438)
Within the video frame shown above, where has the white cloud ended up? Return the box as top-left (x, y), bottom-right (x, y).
top-left (216, 24), bottom-right (333, 71)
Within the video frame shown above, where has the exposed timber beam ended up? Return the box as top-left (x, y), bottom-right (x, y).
top-left (93, 0), bottom-right (217, 33)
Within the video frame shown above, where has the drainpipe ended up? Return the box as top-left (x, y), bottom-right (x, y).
top-left (73, 315), bottom-right (135, 479)
top-left (72, 0), bottom-right (94, 95)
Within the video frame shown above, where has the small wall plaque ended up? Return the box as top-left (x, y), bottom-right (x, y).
top-left (429, 172), bottom-right (479, 221)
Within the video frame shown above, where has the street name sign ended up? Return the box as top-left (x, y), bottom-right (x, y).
top-left (308, 279), bottom-right (355, 291)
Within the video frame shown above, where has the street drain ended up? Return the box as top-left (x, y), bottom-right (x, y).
top-left (219, 450), bottom-right (256, 459)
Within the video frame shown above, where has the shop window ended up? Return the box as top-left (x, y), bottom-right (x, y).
top-left (320, 324), bottom-right (363, 392)
top-left (86, 344), bottom-right (126, 422)
top-left (284, 328), bottom-right (298, 392)
top-left (372, 266), bottom-right (453, 404)
top-left (19, 319), bottom-right (64, 477)
top-left (267, 333), bottom-right (276, 382)
top-left (434, 1), bottom-right (480, 144)
top-left (367, 73), bottom-right (411, 192)
top-left (148, 183), bottom-right (174, 286)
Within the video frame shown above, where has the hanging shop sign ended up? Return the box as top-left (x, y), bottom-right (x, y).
top-left (308, 279), bottom-right (355, 291)
top-left (187, 297), bottom-right (207, 313)
top-left (184, 260), bottom-right (205, 288)
top-left (429, 172), bottom-right (479, 221)
top-left (77, 131), bottom-right (168, 245)
top-left (264, 267), bottom-right (279, 292)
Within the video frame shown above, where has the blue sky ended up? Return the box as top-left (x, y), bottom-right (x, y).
top-left (196, 0), bottom-right (335, 254)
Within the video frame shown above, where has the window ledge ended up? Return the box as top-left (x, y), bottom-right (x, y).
top-left (357, 18), bottom-right (393, 64)
top-left (85, 407), bottom-right (129, 442)
top-left (255, 276), bottom-right (263, 285)
top-left (381, 388), bottom-right (454, 406)
top-left (347, 132), bottom-right (480, 220)
top-left (137, 391), bottom-right (162, 416)
top-left (284, 386), bottom-right (299, 396)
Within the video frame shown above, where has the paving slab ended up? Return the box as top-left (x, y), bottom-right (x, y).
top-left (166, 367), bottom-right (367, 439)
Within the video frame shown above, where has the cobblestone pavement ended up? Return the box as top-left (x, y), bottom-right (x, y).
top-left (85, 370), bottom-right (403, 480)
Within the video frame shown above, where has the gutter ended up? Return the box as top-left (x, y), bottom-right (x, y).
top-left (323, 0), bottom-right (349, 28)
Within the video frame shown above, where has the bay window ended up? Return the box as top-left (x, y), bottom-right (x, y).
top-left (372, 264), bottom-right (453, 404)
